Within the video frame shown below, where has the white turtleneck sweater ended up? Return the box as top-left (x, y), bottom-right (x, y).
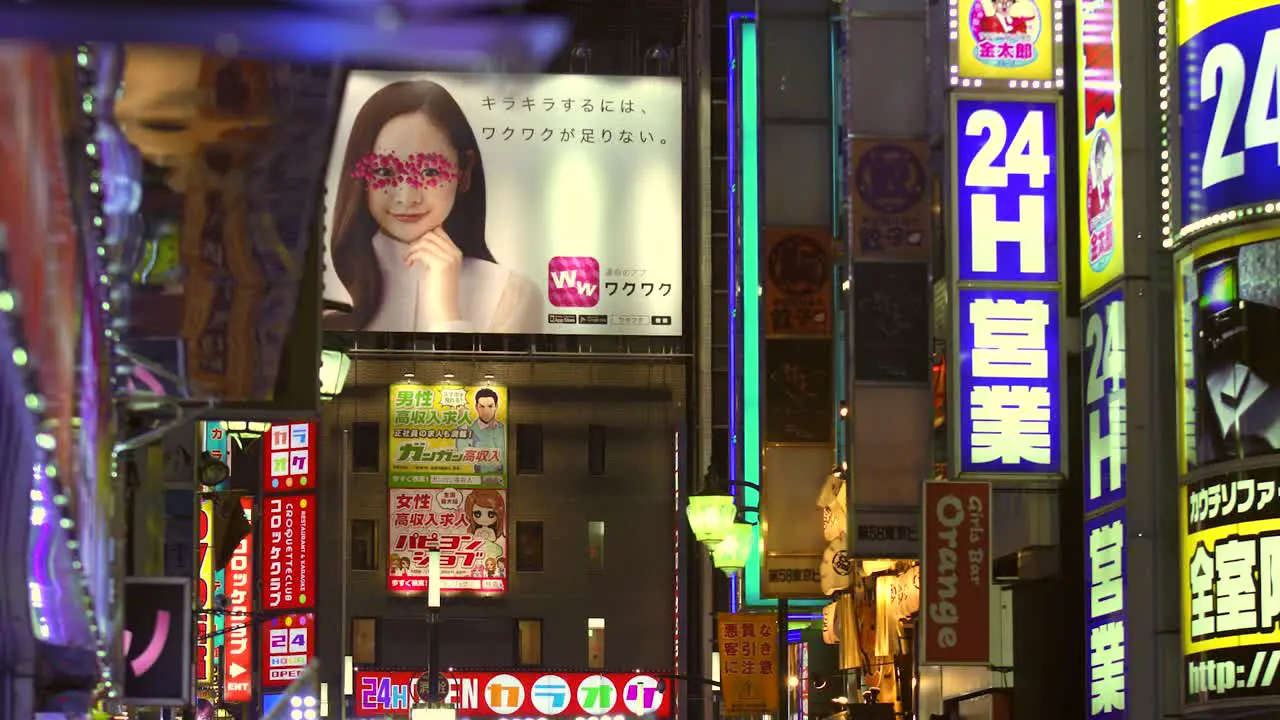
top-left (364, 231), bottom-right (541, 333)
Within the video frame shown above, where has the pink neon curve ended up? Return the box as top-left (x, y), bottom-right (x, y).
top-left (126, 610), bottom-right (171, 676)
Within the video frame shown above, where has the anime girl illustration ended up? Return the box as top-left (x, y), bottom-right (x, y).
top-left (970, 0), bottom-right (1041, 68)
top-left (326, 79), bottom-right (540, 334)
top-left (1086, 129), bottom-right (1116, 271)
top-left (463, 488), bottom-right (506, 543)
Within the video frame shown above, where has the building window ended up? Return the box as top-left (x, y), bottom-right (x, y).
top-left (351, 617), bottom-right (377, 665)
top-left (351, 519), bottom-right (377, 571)
top-left (587, 521), bottom-right (605, 570)
top-left (351, 421), bottom-right (381, 472)
top-left (516, 424), bottom-right (544, 474)
top-left (516, 521), bottom-right (545, 571)
top-left (588, 424), bottom-right (607, 476)
top-left (587, 618), bottom-right (606, 669)
top-left (516, 619), bottom-right (542, 666)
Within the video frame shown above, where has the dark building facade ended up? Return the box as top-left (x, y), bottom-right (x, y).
top-left (316, 357), bottom-right (685, 674)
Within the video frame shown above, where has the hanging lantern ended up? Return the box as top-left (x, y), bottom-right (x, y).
top-left (711, 522), bottom-right (754, 573)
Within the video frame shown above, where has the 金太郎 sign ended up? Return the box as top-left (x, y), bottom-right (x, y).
top-left (261, 494), bottom-right (315, 611)
top-left (264, 422), bottom-right (314, 493)
top-left (322, 72), bottom-right (683, 336)
top-left (957, 287), bottom-right (1062, 475)
top-left (1076, 0), bottom-right (1125, 298)
top-left (387, 487), bottom-right (507, 595)
top-left (223, 498), bottom-right (254, 703)
top-left (716, 613), bottom-right (780, 714)
top-left (953, 0), bottom-right (1058, 85)
top-left (921, 481), bottom-right (990, 665)
top-left (953, 96), bottom-right (1061, 285)
top-left (1182, 467), bottom-right (1280, 705)
top-left (353, 671), bottom-right (671, 718)
top-left (388, 384), bottom-right (508, 488)
top-left (1177, 1), bottom-right (1280, 231)
top-left (261, 613), bottom-right (315, 688)
top-left (1083, 288), bottom-right (1127, 514)
top-left (1085, 505), bottom-right (1127, 717)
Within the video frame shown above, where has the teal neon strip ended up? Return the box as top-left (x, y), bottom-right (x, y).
top-left (740, 21), bottom-right (825, 609)
top-left (740, 20), bottom-right (766, 607)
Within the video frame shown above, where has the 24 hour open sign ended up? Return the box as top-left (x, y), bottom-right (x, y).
top-left (354, 671), bottom-right (671, 718)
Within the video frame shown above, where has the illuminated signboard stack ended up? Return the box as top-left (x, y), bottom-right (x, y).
top-left (942, 0), bottom-right (1066, 672)
top-left (1076, 0), bottom-right (1131, 716)
top-left (260, 422), bottom-right (318, 693)
top-left (1165, 0), bottom-right (1280, 713)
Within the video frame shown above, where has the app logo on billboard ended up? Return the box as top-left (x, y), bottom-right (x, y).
top-left (485, 674), bottom-right (526, 715)
top-left (623, 676), bottom-right (664, 716)
top-left (530, 675), bottom-right (571, 715)
top-left (548, 257), bottom-right (601, 307)
top-left (577, 675), bottom-right (618, 715)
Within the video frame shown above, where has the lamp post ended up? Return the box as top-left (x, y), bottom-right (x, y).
top-left (319, 350), bottom-right (352, 401)
top-left (410, 546), bottom-right (455, 720)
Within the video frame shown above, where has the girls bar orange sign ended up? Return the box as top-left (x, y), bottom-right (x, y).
top-left (921, 481), bottom-right (991, 664)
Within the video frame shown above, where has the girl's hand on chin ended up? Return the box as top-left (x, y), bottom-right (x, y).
top-left (403, 227), bottom-right (464, 323)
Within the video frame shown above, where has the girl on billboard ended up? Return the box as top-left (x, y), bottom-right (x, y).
top-left (464, 488), bottom-right (506, 543)
top-left (327, 80), bottom-right (540, 334)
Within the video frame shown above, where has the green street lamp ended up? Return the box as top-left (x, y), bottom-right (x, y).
top-left (685, 465), bottom-right (740, 547)
top-left (320, 349), bottom-right (353, 400)
top-left (711, 521), bottom-right (754, 573)
top-left (685, 465), bottom-right (759, 577)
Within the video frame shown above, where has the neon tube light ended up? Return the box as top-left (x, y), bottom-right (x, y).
top-left (734, 14), bottom-right (831, 610)
top-left (727, 11), bottom-right (751, 613)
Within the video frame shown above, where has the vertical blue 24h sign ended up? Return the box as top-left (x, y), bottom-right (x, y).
top-left (953, 97), bottom-right (1063, 476)
top-left (955, 98), bottom-right (1061, 285)
top-left (1083, 289), bottom-right (1127, 513)
top-left (1085, 504), bottom-right (1128, 719)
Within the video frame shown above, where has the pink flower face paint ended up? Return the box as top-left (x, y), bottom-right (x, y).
top-left (351, 151), bottom-right (459, 190)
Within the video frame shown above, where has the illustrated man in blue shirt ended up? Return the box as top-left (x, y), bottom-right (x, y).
top-left (456, 388), bottom-right (505, 477)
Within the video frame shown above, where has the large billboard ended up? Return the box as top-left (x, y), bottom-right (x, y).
top-left (322, 72), bottom-right (683, 336)
top-left (1177, 1), bottom-right (1280, 231)
top-left (1182, 467), bottom-right (1280, 705)
top-left (388, 487), bottom-right (507, 595)
top-left (949, 0), bottom-right (1063, 87)
top-left (354, 670), bottom-right (671, 718)
top-left (389, 383), bottom-right (508, 488)
top-left (1076, 0), bottom-right (1125, 299)
top-left (1176, 233), bottom-right (1280, 471)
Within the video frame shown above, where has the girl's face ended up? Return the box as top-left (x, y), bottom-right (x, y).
top-left (472, 503), bottom-right (499, 528)
top-left (355, 111), bottom-right (467, 243)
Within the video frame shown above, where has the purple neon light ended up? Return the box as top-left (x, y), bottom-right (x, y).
top-left (727, 11), bottom-right (753, 613)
